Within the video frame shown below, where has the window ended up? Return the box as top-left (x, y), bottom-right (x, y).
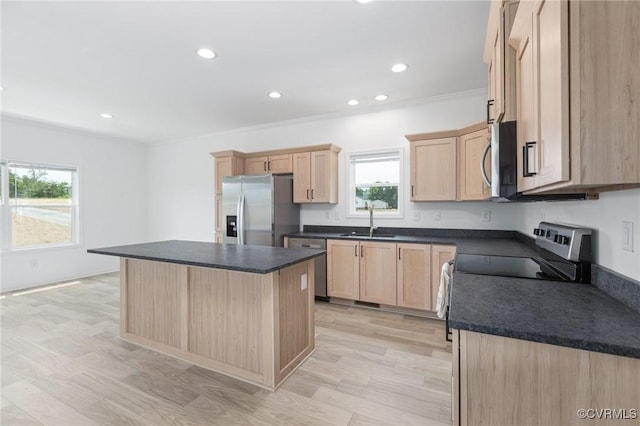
top-left (1, 162), bottom-right (79, 250)
top-left (348, 149), bottom-right (402, 217)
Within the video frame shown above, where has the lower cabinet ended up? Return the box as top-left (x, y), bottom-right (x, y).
top-left (327, 239), bottom-right (360, 300)
top-left (328, 239), bottom-right (456, 312)
top-left (359, 241), bottom-right (397, 305)
top-left (397, 243), bottom-right (432, 310)
top-left (453, 329), bottom-right (640, 425)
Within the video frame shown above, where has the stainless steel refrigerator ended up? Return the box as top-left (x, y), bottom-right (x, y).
top-left (222, 174), bottom-right (300, 247)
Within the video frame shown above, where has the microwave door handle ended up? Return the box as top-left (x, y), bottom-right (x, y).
top-left (480, 140), bottom-right (492, 187)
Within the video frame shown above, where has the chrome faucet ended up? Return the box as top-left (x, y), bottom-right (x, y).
top-left (368, 203), bottom-right (377, 238)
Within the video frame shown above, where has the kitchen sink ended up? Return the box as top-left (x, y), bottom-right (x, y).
top-left (339, 233), bottom-right (396, 238)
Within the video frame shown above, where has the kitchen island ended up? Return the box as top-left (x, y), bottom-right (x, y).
top-left (88, 240), bottom-right (324, 390)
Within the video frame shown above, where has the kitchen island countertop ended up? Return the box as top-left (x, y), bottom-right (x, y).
top-left (88, 239), bottom-right (324, 274)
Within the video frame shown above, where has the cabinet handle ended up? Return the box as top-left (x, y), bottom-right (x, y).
top-left (263, 161), bottom-right (267, 171)
top-left (311, 189), bottom-right (314, 200)
top-left (398, 247), bottom-right (401, 260)
top-left (523, 141), bottom-right (537, 177)
top-left (360, 245), bottom-right (364, 257)
top-left (487, 99), bottom-right (495, 124)
top-left (354, 245), bottom-right (358, 257)
top-left (306, 189), bottom-right (310, 200)
top-left (267, 160), bottom-right (271, 171)
top-left (411, 185), bottom-right (414, 197)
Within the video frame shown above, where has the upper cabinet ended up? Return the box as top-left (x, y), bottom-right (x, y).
top-left (244, 154), bottom-right (293, 175)
top-left (213, 151), bottom-right (244, 194)
top-left (484, 0), bottom-right (519, 125)
top-left (508, 0), bottom-right (640, 193)
top-left (409, 137), bottom-right (457, 201)
top-left (458, 127), bottom-right (491, 200)
top-left (292, 148), bottom-right (339, 204)
top-left (406, 122), bottom-right (488, 202)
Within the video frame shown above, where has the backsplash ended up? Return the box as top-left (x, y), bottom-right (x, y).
top-left (592, 265), bottom-right (640, 314)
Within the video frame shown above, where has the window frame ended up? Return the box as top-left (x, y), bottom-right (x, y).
top-left (346, 148), bottom-right (404, 219)
top-left (1, 161), bottom-right (80, 252)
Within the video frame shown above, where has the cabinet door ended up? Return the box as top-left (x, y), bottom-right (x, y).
top-left (515, 17), bottom-right (538, 192)
top-left (310, 150), bottom-right (338, 203)
top-left (215, 157), bottom-right (232, 195)
top-left (410, 138), bottom-right (457, 201)
top-left (459, 129), bottom-right (491, 200)
top-left (488, 26), bottom-right (503, 124)
top-left (292, 152), bottom-right (312, 203)
top-left (327, 240), bottom-right (359, 300)
top-left (430, 245), bottom-right (456, 311)
top-left (244, 156), bottom-right (269, 175)
top-left (397, 243), bottom-right (432, 310)
top-left (533, 0), bottom-right (570, 188)
top-left (268, 154), bottom-right (293, 174)
top-left (359, 241), bottom-right (397, 305)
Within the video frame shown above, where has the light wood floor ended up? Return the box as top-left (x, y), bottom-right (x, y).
top-left (1, 272), bottom-right (452, 426)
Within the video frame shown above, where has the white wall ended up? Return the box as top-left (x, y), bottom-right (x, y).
top-left (519, 189), bottom-right (640, 281)
top-left (146, 90), bottom-right (521, 244)
top-left (0, 116), bottom-right (148, 291)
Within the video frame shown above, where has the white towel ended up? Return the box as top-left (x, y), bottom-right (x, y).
top-left (435, 261), bottom-right (451, 319)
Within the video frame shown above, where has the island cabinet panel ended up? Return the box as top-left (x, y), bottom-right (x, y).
top-left (124, 259), bottom-right (185, 349)
top-left (119, 257), bottom-right (315, 391)
top-left (277, 260), bottom-right (315, 383)
top-left (454, 330), bottom-right (640, 426)
top-left (188, 267), bottom-right (264, 374)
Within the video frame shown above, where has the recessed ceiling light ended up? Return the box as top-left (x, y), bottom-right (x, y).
top-left (375, 94), bottom-right (388, 101)
top-left (268, 91), bottom-right (282, 99)
top-left (355, 0), bottom-right (373, 3)
top-left (197, 48), bottom-right (216, 59)
top-left (100, 113), bottom-right (113, 119)
top-left (347, 99), bottom-right (359, 106)
top-left (0, 86), bottom-right (4, 91)
top-left (391, 63), bottom-right (408, 73)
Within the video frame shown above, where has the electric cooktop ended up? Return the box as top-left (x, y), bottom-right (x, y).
top-left (454, 254), bottom-right (567, 281)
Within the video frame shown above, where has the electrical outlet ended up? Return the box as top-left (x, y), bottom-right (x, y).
top-left (622, 221), bottom-right (634, 252)
top-left (412, 211), bottom-right (420, 221)
top-left (334, 210), bottom-right (340, 220)
top-left (301, 273), bottom-right (308, 290)
top-left (325, 211), bottom-right (331, 220)
top-left (434, 211), bottom-right (441, 221)
top-left (481, 210), bottom-right (492, 222)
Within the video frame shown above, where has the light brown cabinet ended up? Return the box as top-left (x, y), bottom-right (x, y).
top-left (214, 152), bottom-right (244, 195)
top-left (431, 245), bottom-right (456, 311)
top-left (484, 1), bottom-right (519, 124)
top-left (293, 149), bottom-right (339, 204)
top-left (397, 243), bottom-right (432, 310)
top-left (458, 128), bottom-right (491, 200)
top-left (359, 241), bottom-right (397, 305)
top-left (407, 123), bottom-right (488, 202)
top-left (244, 154), bottom-right (293, 175)
top-left (327, 239), bottom-right (396, 304)
top-left (509, 0), bottom-right (640, 193)
top-left (409, 137), bottom-right (457, 201)
top-left (453, 330), bottom-right (640, 425)
top-left (327, 239), bottom-right (360, 300)
top-left (328, 239), bottom-right (455, 312)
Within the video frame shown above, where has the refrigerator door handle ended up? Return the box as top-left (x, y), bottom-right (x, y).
top-left (236, 193), bottom-right (244, 245)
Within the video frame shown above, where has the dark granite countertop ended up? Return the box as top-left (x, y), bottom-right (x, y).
top-left (88, 240), bottom-right (324, 274)
top-left (449, 273), bottom-right (640, 358)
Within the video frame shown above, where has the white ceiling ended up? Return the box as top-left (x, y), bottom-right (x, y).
top-left (0, 1), bottom-right (490, 143)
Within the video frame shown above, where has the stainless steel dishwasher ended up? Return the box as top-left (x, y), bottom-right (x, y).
top-left (287, 238), bottom-right (327, 299)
